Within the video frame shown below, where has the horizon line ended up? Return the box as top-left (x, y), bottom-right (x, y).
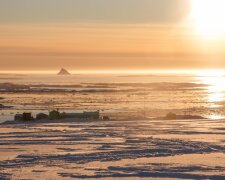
top-left (0, 69), bottom-right (225, 76)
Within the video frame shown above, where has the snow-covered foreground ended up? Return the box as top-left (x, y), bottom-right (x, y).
top-left (1, 118), bottom-right (225, 179)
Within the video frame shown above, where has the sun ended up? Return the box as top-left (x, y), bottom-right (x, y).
top-left (190, 0), bottom-right (225, 38)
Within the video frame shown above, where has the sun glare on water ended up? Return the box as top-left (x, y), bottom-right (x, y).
top-left (191, 0), bottom-right (225, 39)
top-left (197, 70), bottom-right (225, 119)
top-left (198, 70), bottom-right (225, 94)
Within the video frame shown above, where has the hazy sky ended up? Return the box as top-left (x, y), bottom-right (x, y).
top-left (0, 0), bottom-right (224, 71)
top-left (0, 0), bottom-right (190, 23)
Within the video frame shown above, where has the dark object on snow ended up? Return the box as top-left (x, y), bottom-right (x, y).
top-left (23, 113), bottom-right (33, 121)
top-left (83, 111), bottom-right (100, 119)
top-left (102, 116), bottom-right (110, 120)
top-left (61, 111), bottom-right (100, 120)
top-left (49, 110), bottom-right (61, 120)
top-left (154, 114), bottom-right (206, 120)
top-left (176, 115), bottom-right (206, 120)
top-left (57, 68), bottom-right (71, 75)
top-left (14, 114), bottom-right (23, 121)
top-left (0, 104), bottom-right (12, 109)
top-left (165, 112), bottom-right (177, 120)
top-left (36, 113), bottom-right (48, 120)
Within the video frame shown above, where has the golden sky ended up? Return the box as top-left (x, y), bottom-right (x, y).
top-left (0, 0), bottom-right (225, 71)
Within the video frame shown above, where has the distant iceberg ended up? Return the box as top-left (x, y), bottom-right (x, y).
top-left (57, 68), bottom-right (71, 75)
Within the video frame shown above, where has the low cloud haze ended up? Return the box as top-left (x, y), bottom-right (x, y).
top-left (0, 0), bottom-right (224, 71)
top-left (0, 0), bottom-right (190, 23)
